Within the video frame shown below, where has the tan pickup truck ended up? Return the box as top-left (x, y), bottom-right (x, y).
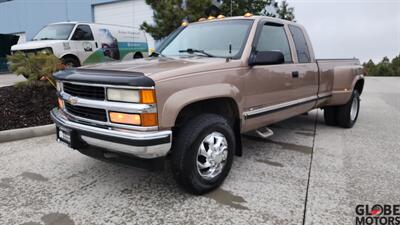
top-left (50, 15), bottom-right (364, 194)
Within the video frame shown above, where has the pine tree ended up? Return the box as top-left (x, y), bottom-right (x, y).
top-left (141, 0), bottom-right (296, 40)
top-left (140, 0), bottom-right (212, 40)
top-left (7, 51), bottom-right (62, 87)
top-left (219, 0), bottom-right (276, 17)
top-left (276, 0), bottom-right (295, 21)
top-left (219, 0), bottom-right (295, 21)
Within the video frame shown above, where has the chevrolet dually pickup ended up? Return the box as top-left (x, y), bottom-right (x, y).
top-left (50, 15), bottom-right (364, 194)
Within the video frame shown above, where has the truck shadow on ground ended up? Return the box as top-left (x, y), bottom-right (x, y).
top-left (71, 112), bottom-right (321, 206)
top-left (10, 111), bottom-right (337, 224)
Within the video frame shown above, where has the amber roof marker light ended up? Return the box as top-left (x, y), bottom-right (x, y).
top-left (244, 12), bottom-right (253, 17)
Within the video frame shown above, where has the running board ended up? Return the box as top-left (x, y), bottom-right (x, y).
top-left (255, 127), bottom-right (274, 139)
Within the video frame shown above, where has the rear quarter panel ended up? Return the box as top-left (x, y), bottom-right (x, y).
top-left (317, 59), bottom-right (363, 106)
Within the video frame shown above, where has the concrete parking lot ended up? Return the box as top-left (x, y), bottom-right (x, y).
top-left (0, 73), bottom-right (26, 87)
top-left (0, 77), bottom-right (399, 225)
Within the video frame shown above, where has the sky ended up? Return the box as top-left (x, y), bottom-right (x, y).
top-left (285, 0), bottom-right (400, 63)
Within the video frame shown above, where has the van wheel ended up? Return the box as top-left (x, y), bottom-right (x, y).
top-left (171, 114), bottom-right (235, 195)
top-left (336, 90), bottom-right (360, 128)
top-left (323, 106), bottom-right (338, 126)
top-left (62, 56), bottom-right (80, 68)
top-left (133, 52), bottom-right (143, 59)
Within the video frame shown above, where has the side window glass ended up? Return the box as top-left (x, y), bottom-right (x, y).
top-left (256, 23), bottom-right (292, 63)
top-left (72, 25), bottom-right (94, 41)
top-left (288, 25), bottom-right (311, 63)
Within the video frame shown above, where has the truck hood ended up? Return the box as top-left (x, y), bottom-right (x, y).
top-left (81, 57), bottom-right (243, 82)
top-left (11, 40), bottom-right (65, 51)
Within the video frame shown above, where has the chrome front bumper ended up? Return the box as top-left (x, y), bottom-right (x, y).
top-left (50, 108), bottom-right (172, 159)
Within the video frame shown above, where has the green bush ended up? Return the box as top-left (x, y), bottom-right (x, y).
top-left (7, 51), bottom-right (64, 88)
top-left (363, 54), bottom-right (400, 76)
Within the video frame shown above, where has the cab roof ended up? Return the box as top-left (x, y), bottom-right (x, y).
top-left (191, 15), bottom-right (297, 26)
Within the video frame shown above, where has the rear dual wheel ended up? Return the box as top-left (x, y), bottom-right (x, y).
top-left (324, 90), bottom-right (360, 128)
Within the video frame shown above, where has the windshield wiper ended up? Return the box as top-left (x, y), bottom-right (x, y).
top-left (179, 48), bottom-right (214, 57)
top-left (39, 38), bottom-right (55, 40)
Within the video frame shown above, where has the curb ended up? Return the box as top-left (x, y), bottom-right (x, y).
top-left (0, 124), bottom-right (56, 143)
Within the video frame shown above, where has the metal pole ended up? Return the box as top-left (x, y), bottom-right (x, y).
top-left (230, 0), bottom-right (233, 16)
top-left (65, 0), bottom-right (70, 22)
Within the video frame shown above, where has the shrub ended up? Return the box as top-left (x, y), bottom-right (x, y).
top-left (7, 51), bottom-right (65, 88)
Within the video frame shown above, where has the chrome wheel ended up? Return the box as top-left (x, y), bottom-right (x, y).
top-left (350, 96), bottom-right (359, 121)
top-left (196, 132), bottom-right (228, 180)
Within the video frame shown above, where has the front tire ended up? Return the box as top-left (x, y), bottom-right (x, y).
top-left (171, 114), bottom-right (236, 195)
top-left (62, 56), bottom-right (80, 68)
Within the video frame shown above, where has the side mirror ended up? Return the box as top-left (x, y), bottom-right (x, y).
top-left (248, 51), bottom-right (285, 66)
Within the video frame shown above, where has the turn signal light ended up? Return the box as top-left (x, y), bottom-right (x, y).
top-left (141, 113), bottom-right (158, 127)
top-left (58, 98), bottom-right (64, 109)
top-left (109, 112), bottom-right (141, 125)
top-left (140, 89), bottom-right (156, 104)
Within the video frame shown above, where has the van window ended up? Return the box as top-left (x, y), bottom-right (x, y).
top-left (72, 25), bottom-right (94, 41)
top-left (256, 23), bottom-right (292, 63)
top-left (288, 25), bottom-right (311, 63)
top-left (33, 24), bottom-right (75, 41)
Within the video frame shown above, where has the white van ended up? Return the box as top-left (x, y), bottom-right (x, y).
top-left (11, 22), bottom-right (149, 67)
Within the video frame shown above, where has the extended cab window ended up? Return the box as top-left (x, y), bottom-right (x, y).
top-left (288, 25), bottom-right (311, 63)
top-left (72, 25), bottom-right (94, 41)
top-left (256, 23), bottom-right (292, 63)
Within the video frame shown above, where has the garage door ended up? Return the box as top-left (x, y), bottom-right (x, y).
top-left (93, 0), bottom-right (155, 49)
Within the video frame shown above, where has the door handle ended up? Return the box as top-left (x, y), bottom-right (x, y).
top-left (95, 42), bottom-right (98, 48)
top-left (292, 71), bottom-right (299, 78)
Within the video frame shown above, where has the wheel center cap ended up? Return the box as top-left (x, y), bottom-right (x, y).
top-left (213, 154), bottom-right (223, 164)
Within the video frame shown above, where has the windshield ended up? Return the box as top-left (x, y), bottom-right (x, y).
top-left (161, 20), bottom-right (253, 58)
top-left (33, 24), bottom-right (75, 41)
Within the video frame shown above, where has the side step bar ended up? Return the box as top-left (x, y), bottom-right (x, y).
top-left (255, 127), bottom-right (274, 139)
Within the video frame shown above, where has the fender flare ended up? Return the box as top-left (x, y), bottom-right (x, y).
top-left (160, 83), bottom-right (241, 128)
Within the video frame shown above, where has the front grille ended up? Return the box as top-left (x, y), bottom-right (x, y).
top-left (63, 83), bottom-right (105, 100)
top-left (65, 103), bottom-right (107, 122)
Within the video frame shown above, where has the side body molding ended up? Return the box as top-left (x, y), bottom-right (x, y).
top-left (160, 83), bottom-right (241, 128)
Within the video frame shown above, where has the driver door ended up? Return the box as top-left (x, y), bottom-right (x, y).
top-left (243, 21), bottom-right (299, 131)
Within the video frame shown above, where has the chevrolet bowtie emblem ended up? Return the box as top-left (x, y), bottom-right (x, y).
top-left (67, 96), bottom-right (78, 105)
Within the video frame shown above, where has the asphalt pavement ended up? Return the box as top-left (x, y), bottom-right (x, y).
top-left (0, 77), bottom-right (399, 225)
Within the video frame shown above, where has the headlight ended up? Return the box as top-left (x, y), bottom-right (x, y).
top-left (107, 88), bottom-right (140, 103)
top-left (38, 48), bottom-right (53, 54)
top-left (107, 88), bottom-right (156, 104)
